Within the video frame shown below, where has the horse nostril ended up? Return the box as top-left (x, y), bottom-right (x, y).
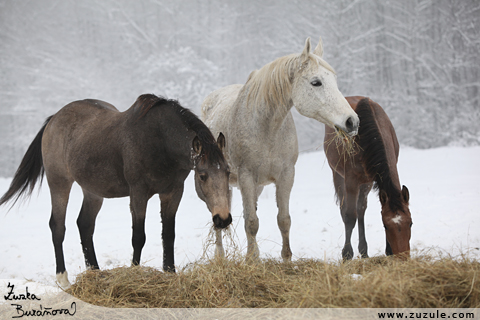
top-left (213, 213), bottom-right (232, 229)
top-left (346, 116), bottom-right (354, 133)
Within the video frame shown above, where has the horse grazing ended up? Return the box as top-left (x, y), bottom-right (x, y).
top-left (201, 37), bottom-right (359, 261)
top-left (0, 94), bottom-right (231, 288)
top-left (324, 96), bottom-right (412, 260)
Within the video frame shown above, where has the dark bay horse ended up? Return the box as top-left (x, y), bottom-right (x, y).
top-left (0, 94), bottom-right (232, 288)
top-left (324, 96), bottom-right (412, 260)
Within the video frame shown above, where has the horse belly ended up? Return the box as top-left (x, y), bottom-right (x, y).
top-left (72, 163), bottom-right (130, 198)
top-left (66, 140), bottom-right (130, 198)
top-left (77, 179), bottom-right (129, 199)
top-left (259, 161), bottom-right (289, 185)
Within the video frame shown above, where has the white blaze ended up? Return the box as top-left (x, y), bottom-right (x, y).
top-left (392, 215), bottom-right (403, 225)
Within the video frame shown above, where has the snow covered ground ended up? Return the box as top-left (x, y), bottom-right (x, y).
top-left (0, 146), bottom-right (479, 288)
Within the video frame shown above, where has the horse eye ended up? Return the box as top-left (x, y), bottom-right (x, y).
top-left (199, 173), bottom-right (208, 182)
top-left (311, 80), bottom-right (322, 87)
top-left (383, 225), bottom-right (388, 230)
top-left (410, 222), bottom-right (413, 228)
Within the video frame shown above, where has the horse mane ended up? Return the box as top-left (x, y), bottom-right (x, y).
top-left (132, 94), bottom-right (225, 165)
top-left (245, 53), bottom-right (335, 112)
top-left (356, 98), bottom-right (403, 212)
top-left (245, 54), bottom-right (297, 111)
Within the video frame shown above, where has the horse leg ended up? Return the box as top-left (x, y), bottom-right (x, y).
top-left (77, 189), bottom-right (104, 269)
top-left (159, 185), bottom-right (184, 272)
top-left (275, 167), bottom-right (294, 262)
top-left (215, 187), bottom-right (232, 258)
top-left (239, 172), bottom-right (260, 261)
top-left (255, 186), bottom-right (264, 211)
top-left (357, 183), bottom-right (372, 258)
top-left (130, 189), bottom-right (149, 266)
top-left (48, 181), bottom-right (73, 288)
top-left (334, 172), bottom-right (359, 260)
top-left (215, 229), bottom-right (224, 258)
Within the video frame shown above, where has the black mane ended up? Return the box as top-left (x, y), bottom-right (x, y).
top-left (132, 94), bottom-right (224, 165)
top-left (356, 98), bottom-right (403, 212)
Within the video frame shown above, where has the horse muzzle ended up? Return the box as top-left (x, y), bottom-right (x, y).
top-left (213, 213), bottom-right (232, 229)
top-left (335, 115), bottom-right (359, 137)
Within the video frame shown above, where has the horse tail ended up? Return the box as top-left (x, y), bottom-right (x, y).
top-left (0, 116), bottom-right (53, 208)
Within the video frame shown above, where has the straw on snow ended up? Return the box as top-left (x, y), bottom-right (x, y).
top-left (67, 251), bottom-right (480, 308)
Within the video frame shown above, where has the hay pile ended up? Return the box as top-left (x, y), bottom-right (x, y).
top-left (67, 254), bottom-right (479, 308)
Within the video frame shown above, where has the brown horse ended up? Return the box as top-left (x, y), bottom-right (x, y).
top-left (324, 96), bottom-right (412, 260)
top-left (0, 94), bottom-right (231, 288)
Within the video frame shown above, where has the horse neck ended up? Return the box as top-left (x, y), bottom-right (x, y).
top-left (355, 98), bottom-right (402, 208)
top-left (368, 134), bottom-right (403, 213)
top-left (381, 160), bottom-right (402, 193)
top-left (127, 106), bottom-right (197, 169)
top-left (372, 114), bottom-right (401, 193)
top-left (235, 83), bottom-right (294, 136)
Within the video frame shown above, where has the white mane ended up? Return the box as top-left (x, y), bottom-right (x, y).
top-left (244, 52), bottom-right (336, 112)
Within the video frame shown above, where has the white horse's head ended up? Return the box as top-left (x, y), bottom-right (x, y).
top-left (291, 37), bottom-right (359, 136)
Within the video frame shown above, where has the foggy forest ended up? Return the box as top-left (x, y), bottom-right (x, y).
top-left (0, 0), bottom-right (479, 177)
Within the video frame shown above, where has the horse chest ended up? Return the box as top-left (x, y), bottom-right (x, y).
top-left (329, 152), bottom-right (371, 185)
top-left (349, 161), bottom-right (372, 184)
top-left (255, 159), bottom-right (281, 181)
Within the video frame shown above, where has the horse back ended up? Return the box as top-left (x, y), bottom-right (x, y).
top-left (42, 99), bottom-right (129, 197)
top-left (201, 85), bottom-right (243, 177)
top-left (201, 84), bottom-right (242, 130)
top-left (83, 99), bottom-right (119, 112)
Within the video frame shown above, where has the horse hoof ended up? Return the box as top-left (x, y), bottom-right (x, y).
top-left (56, 271), bottom-right (71, 289)
top-left (246, 247), bottom-right (260, 263)
top-left (164, 266), bottom-right (176, 273)
top-left (342, 247), bottom-right (354, 261)
top-left (281, 249), bottom-right (292, 262)
top-left (215, 245), bottom-right (225, 258)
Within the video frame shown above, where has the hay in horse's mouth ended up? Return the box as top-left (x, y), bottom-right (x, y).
top-left (201, 223), bottom-right (240, 259)
top-left (327, 127), bottom-right (358, 160)
top-left (334, 125), bottom-right (357, 138)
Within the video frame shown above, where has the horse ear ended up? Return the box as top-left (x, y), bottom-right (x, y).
top-left (192, 136), bottom-right (202, 155)
top-left (402, 185), bottom-right (410, 203)
top-left (313, 36), bottom-right (324, 57)
top-left (379, 190), bottom-right (388, 206)
top-left (300, 37), bottom-right (311, 62)
top-left (217, 132), bottom-right (226, 152)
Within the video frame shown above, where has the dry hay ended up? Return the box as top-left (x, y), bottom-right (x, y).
top-left (67, 253), bottom-right (480, 308)
top-left (323, 128), bottom-right (359, 163)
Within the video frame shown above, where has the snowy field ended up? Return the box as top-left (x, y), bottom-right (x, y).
top-left (0, 146), bottom-right (479, 288)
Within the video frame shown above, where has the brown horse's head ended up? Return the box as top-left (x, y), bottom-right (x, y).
top-left (192, 133), bottom-right (232, 229)
top-left (380, 185), bottom-right (412, 259)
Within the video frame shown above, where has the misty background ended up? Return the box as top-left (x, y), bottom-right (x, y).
top-left (0, 0), bottom-right (479, 177)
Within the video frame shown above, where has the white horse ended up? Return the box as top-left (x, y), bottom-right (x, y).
top-left (201, 37), bottom-right (359, 261)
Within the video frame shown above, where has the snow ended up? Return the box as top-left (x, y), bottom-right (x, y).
top-left (0, 146), bottom-right (479, 287)
top-left (2, 2), bottom-right (479, 181)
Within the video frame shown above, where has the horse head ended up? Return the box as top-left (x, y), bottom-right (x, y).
top-left (192, 132), bottom-right (232, 229)
top-left (380, 185), bottom-right (412, 259)
top-left (291, 37), bottom-right (359, 136)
